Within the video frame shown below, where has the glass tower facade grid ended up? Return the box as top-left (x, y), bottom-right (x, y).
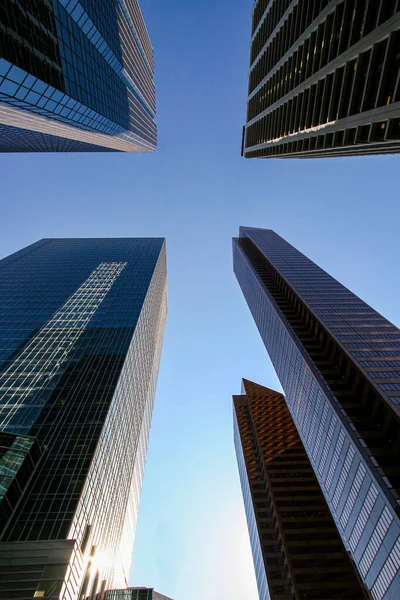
top-left (233, 227), bottom-right (400, 600)
top-left (243, 1), bottom-right (400, 158)
top-left (0, 0), bottom-right (156, 152)
top-left (0, 430), bottom-right (42, 534)
top-left (0, 238), bottom-right (167, 599)
top-left (234, 379), bottom-right (369, 600)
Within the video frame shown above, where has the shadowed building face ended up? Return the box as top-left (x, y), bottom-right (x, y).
top-left (242, 2), bottom-right (400, 158)
top-left (234, 379), bottom-right (370, 600)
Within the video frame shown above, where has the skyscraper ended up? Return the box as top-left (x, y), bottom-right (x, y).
top-left (242, 2), bottom-right (400, 158)
top-left (234, 379), bottom-right (369, 600)
top-left (0, 238), bottom-right (167, 599)
top-left (0, 1), bottom-right (156, 152)
top-left (233, 227), bottom-right (400, 599)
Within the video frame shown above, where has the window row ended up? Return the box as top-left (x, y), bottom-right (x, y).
top-left (250, 0), bottom-right (331, 80)
top-left (380, 383), bottom-right (400, 391)
top-left (360, 361), bottom-right (400, 368)
top-left (252, 0), bottom-right (289, 36)
top-left (340, 339), bottom-right (400, 349)
top-left (249, 7), bottom-right (399, 121)
top-left (368, 371), bottom-right (400, 379)
top-left (246, 31), bottom-right (400, 151)
top-left (331, 327), bottom-right (393, 333)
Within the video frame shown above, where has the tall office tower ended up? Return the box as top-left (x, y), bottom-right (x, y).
top-left (105, 588), bottom-right (173, 600)
top-left (242, 2), bottom-right (400, 158)
top-left (0, 238), bottom-right (167, 599)
top-left (233, 227), bottom-right (400, 599)
top-left (234, 379), bottom-right (369, 600)
top-left (0, 1), bottom-right (156, 152)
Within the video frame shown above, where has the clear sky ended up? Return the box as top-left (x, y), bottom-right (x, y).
top-left (1, 0), bottom-right (400, 599)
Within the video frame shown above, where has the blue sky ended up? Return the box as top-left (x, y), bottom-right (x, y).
top-left (1, 0), bottom-right (400, 598)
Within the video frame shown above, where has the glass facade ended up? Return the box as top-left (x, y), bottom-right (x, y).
top-left (0, 238), bottom-right (167, 599)
top-left (234, 399), bottom-right (269, 600)
top-left (0, 1), bottom-right (156, 152)
top-left (233, 228), bottom-right (400, 600)
top-left (243, 1), bottom-right (400, 158)
top-left (0, 430), bottom-right (42, 534)
top-left (0, 539), bottom-right (82, 600)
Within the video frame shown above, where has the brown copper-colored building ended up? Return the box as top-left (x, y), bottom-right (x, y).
top-left (234, 379), bottom-right (370, 600)
top-left (242, 1), bottom-right (400, 158)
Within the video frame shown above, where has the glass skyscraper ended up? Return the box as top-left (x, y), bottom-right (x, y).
top-left (0, 238), bottom-right (167, 599)
top-left (233, 227), bottom-right (400, 600)
top-left (0, 1), bottom-right (156, 152)
top-left (234, 379), bottom-right (369, 600)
